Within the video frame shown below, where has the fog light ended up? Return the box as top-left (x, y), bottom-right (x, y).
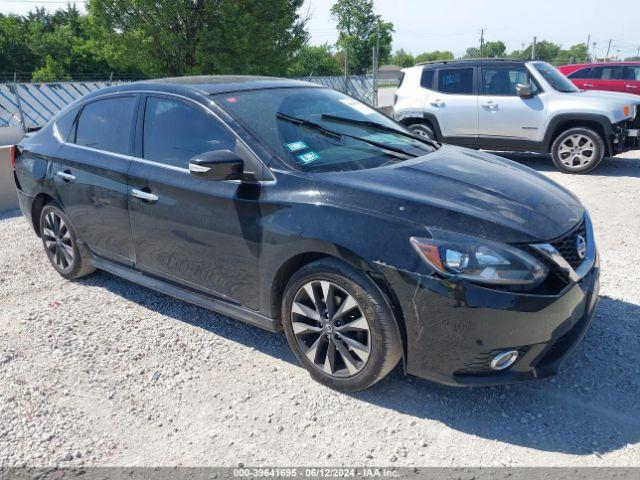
top-left (490, 350), bottom-right (519, 371)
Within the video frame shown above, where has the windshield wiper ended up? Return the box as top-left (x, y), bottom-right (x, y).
top-left (320, 114), bottom-right (440, 148)
top-left (276, 112), bottom-right (417, 159)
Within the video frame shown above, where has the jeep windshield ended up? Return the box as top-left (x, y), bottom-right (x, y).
top-left (532, 62), bottom-right (580, 93)
top-left (214, 87), bottom-right (437, 172)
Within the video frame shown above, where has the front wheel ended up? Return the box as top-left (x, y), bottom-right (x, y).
top-left (282, 259), bottom-right (402, 392)
top-left (551, 127), bottom-right (605, 174)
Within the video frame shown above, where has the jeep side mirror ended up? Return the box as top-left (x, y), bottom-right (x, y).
top-left (516, 83), bottom-right (533, 98)
top-left (188, 150), bottom-right (244, 181)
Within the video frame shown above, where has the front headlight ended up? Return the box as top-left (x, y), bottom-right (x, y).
top-left (411, 230), bottom-right (548, 289)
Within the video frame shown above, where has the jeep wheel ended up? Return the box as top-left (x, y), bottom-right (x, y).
top-left (407, 123), bottom-right (435, 141)
top-left (551, 127), bottom-right (605, 174)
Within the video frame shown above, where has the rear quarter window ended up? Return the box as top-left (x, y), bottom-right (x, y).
top-left (420, 69), bottom-right (434, 89)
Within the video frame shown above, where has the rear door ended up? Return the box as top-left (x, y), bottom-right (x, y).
top-left (623, 65), bottom-right (640, 95)
top-left (54, 94), bottom-right (138, 265)
top-left (586, 65), bottom-right (627, 92)
top-left (566, 67), bottom-right (593, 90)
top-left (429, 67), bottom-right (478, 145)
top-left (478, 66), bottom-right (546, 143)
top-left (127, 94), bottom-right (262, 309)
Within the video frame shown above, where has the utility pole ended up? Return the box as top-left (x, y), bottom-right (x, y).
top-left (636, 46), bottom-right (640, 58)
top-left (373, 21), bottom-right (380, 107)
top-left (479, 29), bottom-right (485, 57)
top-left (532, 36), bottom-right (537, 60)
top-left (586, 34), bottom-right (591, 62)
top-left (592, 42), bottom-right (597, 62)
top-left (605, 39), bottom-right (612, 60)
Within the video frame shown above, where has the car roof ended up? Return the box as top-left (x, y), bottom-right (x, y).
top-left (80, 75), bottom-right (320, 101)
top-left (416, 58), bottom-right (527, 69)
top-left (558, 61), bottom-right (640, 68)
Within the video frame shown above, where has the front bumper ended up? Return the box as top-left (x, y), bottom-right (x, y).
top-left (378, 254), bottom-right (600, 387)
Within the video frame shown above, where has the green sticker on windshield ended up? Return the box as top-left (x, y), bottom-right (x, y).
top-left (285, 141), bottom-right (308, 152)
top-left (366, 133), bottom-right (413, 145)
top-left (297, 151), bottom-right (320, 164)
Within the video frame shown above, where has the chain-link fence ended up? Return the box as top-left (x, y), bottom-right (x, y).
top-left (0, 76), bottom-right (376, 131)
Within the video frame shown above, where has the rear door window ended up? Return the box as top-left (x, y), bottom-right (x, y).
top-left (142, 97), bottom-right (236, 169)
top-left (590, 66), bottom-right (624, 80)
top-left (436, 68), bottom-right (474, 94)
top-left (74, 97), bottom-right (136, 155)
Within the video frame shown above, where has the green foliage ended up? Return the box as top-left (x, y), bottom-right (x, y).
top-left (390, 49), bottom-right (414, 68)
top-left (330, 0), bottom-right (394, 74)
top-left (31, 55), bottom-right (70, 82)
top-left (483, 40), bottom-right (506, 58)
top-left (463, 47), bottom-right (481, 59)
top-left (414, 50), bottom-right (454, 63)
top-left (288, 43), bottom-right (342, 77)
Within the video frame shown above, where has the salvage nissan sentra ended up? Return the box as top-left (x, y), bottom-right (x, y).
top-left (13, 76), bottom-right (600, 391)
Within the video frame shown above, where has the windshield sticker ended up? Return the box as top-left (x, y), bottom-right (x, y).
top-left (340, 98), bottom-right (376, 116)
top-left (297, 151), bottom-right (321, 164)
top-left (285, 141), bottom-right (308, 152)
top-left (365, 133), bottom-right (413, 145)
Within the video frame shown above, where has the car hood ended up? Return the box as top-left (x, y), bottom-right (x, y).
top-left (579, 89), bottom-right (640, 105)
top-left (314, 146), bottom-right (584, 243)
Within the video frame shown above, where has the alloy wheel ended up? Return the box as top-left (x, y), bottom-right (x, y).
top-left (43, 212), bottom-right (74, 270)
top-left (291, 280), bottom-right (371, 377)
top-left (558, 134), bottom-right (596, 169)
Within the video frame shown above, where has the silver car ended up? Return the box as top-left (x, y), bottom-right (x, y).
top-left (393, 59), bottom-right (640, 173)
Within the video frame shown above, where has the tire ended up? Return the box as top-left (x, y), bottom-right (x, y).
top-left (551, 127), bottom-right (605, 174)
top-left (281, 258), bottom-right (402, 392)
top-left (407, 122), bottom-right (435, 141)
top-left (39, 203), bottom-right (96, 280)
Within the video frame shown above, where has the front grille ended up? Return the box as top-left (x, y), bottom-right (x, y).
top-left (551, 220), bottom-right (586, 269)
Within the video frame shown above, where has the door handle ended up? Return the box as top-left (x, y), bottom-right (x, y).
top-left (430, 99), bottom-right (445, 107)
top-left (131, 188), bottom-right (159, 203)
top-left (56, 171), bottom-right (76, 183)
top-left (584, 83), bottom-right (595, 87)
top-left (626, 84), bottom-right (638, 89)
top-left (482, 101), bottom-right (499, 111)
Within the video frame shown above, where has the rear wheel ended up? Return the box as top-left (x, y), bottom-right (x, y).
top-left (39, 204), bottom-right (95, 279)
top-left (407, 122), bottom-right (435, 141)
top-left (551, 127), bottom-right (605, 174)
top-left (282, 259), bottom-right (402, 392)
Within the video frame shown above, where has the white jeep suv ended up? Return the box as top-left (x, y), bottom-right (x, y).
top-left (393, 59), bottom-right (640, 173)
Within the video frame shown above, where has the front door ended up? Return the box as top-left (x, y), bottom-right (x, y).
top-left (128, 94), bottom-right (261, 309)
top-left (53, 94), bottom-right (138, 265)
top-left (478, 66), bottom-right (547, 143)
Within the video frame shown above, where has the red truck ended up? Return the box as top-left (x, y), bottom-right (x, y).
top-left (557, 62), bottom-right (640, 95)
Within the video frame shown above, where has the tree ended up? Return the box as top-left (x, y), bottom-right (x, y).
top-left (330, 0), bottom-right (394, 74)
top-left (196, 0), bottom-right (308, 76)
top-left (512, 40), bottom-right (561, 62)
top-left (463, 47), bottom-right (480, 58)
top-left (483, 40), bottom-right (506, 58)
top-left (555, 43), bottom-right (589, 64)
top-left (414, 50), bottom-right (453, 63)
top-left (390, 49), bottom-right (414, 68)
top-left (32, 55), bottom-right (70, 82)
top-left (89, 0), bottom-right (307, 77)
top-left (288, 43), bottom-right (342, 77)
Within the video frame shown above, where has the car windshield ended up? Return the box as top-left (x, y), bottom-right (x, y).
top-left (213, 87), bottom-right (437, 172)
top-left (532, 62), bottom-right (579, 93)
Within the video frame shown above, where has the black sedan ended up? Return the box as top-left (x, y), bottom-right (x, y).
top-left (12, 76), bottom-right (600, 391)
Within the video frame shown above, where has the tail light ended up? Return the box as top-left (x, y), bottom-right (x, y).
top-left (10, 145), bottom-right (17, 169)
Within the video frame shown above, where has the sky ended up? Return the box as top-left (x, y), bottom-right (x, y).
top-left (1, 0), bottom-right (639, 59)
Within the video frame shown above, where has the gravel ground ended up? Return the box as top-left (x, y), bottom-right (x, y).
top-left (1, 151), bottom-right (639, 467)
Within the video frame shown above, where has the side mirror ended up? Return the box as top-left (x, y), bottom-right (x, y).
top-left (516, 83), bottom-right (533, 98)
top-left (188, 150), bottom-right (244, 181)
